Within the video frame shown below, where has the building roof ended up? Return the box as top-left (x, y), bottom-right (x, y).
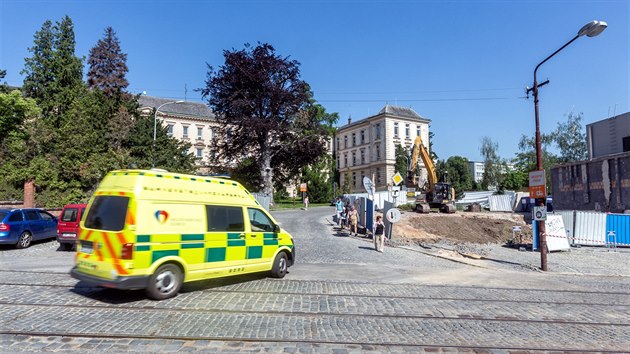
top-left (138, 96), bottom-right (215, 121)
top-left (378, 104), bottom-right (423, 119)
top-left (338, 104), bottom-right (429, 130)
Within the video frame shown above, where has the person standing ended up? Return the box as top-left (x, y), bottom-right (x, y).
top-left (374, 215), bottom-right (385, 252)
top-left (304, 195), bottom-right (309, 210)
top-left (348, 206), bottom-right (359, 236)
top-left (335, 197), bottom-right (344, 226)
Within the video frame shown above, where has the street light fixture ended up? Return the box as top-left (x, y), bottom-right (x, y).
top-left (529, 20), bottom-right (606, 271)
top-left (152, 100), bottom-right (184, 167)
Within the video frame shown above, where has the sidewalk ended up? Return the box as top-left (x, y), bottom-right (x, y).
top-left (396, 240), bottom-right (630, 277)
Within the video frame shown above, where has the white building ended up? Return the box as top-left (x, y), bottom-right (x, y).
top-left (587, 111), bottom-right (630, 159)
top-left (469, 161), bottom-right (485, 183)
top-left (335, 105), bottom-right (431, 193)
top-left (139, 96), bottom-right (218, 172)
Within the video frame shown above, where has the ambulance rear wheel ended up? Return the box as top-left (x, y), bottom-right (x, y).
top-left (146, 264), bottom-right (182, 300)
top-left (270, 252), bottom-right (288, 278)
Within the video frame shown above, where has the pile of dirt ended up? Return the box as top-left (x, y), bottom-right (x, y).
top-left (393, 211), bottom-right (533, 246)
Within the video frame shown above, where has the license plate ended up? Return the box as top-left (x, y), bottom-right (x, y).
top-left (80, 241), bottom-right (93, 254)
top-left (61, 233), bottom-right (76, 238)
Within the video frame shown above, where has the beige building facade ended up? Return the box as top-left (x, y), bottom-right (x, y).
top-left (139, 96), bottom-right (218, 172)
top-left (335, 105), bottom-right (431, 193)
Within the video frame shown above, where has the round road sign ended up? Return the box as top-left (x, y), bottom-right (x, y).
top-left (386, 208), bottom-right (401, 223)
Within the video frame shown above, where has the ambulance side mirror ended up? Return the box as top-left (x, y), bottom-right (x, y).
top-left (273, 224), bottom-right (281, 233)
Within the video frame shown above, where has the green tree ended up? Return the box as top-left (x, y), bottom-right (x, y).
top-left (301, 155), bottom-right (334, 203)
top-left (552, 112), bottom-right (587, 163)
top-left (200, 43), bottom-right (333, 199)
top-left (480, 136), bottom-right (503, 190)
top-left (513, 134), bottom-right (558, 192)
top-left (394, 144), bottom-right (408, 177)
top-left (87, 27), bottom-right (129, 97)
top-left (341, 169), bottom-right (351, 195)
top-left (428, 130), bottom-right (438, 161)
top-left (270, 102), bottom-right (337, 189)
top-left (0, 91), bottom-right (40, 146)
top-left (125, 113), bottom-right (196, 173)
top-left (439, 156), bottom-right (473, 199)
top-left (500, 169), bottom-right (528, 191)
top-left (21, 20), bottom-right (56, 112)
top-left (0, 69), bottom-right (8, 93)
top-left (0, 91), bottom-right (41, 199)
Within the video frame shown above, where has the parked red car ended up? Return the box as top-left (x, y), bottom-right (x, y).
top-left (56, 204), bottom-right (87, 251)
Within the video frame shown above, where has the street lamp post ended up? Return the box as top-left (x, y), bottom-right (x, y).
top-left (153, 100), bottom-right (184, 167)
top-left (529, 20), bottom-right (606, 271)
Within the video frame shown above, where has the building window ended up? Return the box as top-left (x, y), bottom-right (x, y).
top-left (376, 168), bottom-right (381, 184)
top-left (197, 127), bottom-right (203, 139)
top-left (182, 126), bottom-right (189, 138)
top-left (337, 157), bottom-right (340, 169)
top-left (167, 124), bottom-right (174, 137)
top-left (344, 135), bottom-right (348, 148)
top-left (344, 153), bottom-right (348, 167)
top-left (352, 133), bottom-right (356, 146)
top-left (405, 124), bottom-right (410, 138)
top-left (361, 130), bottom-right (365, 144)
top-left (196, 148), bottom-right (203, 158)
top-left (375, 124), bottom-right (381, 140)
top-left (361, 150), bottom-right (365, 164)
top-left (416, 125), bottom-right (421, 137)
top-left (352, 172), bottom-right (356, 187)
top-left (360, 170), bottom-right (365, 183)
top-left (336, 137), bottom-right (340, 150)
top-left (624, 136), bottom-right (630, 152)
top-left (376, 144), bottom-right (380, 160)
top-left (352, 151), bottom-right (356, 166)
top-left (394, 122), bottom-right (399, 137)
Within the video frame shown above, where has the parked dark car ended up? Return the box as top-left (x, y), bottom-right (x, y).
top-left (0, 208), bottom-right (58, 248)
top-left (57, 203), bottom-right (87, 251)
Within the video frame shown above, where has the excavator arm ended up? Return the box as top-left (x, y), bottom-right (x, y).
top-left (408, 136), bottom-right (437, 192)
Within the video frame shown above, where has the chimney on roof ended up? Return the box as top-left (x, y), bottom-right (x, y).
top-left (348, 115), bottom-right (352, 125)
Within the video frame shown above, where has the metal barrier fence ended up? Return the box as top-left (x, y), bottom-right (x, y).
top-left (343, 191), bottom-right (407, 210)
top-left (251, 193), bottom-right (271, 211)
top-left (534, 210), bottom-right (630, 248)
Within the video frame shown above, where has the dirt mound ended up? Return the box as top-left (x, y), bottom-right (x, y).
top-left (394, 211), bottom-right (533, 245)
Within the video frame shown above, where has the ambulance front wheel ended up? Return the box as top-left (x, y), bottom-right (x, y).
top-left (146, 263), bottom-right (182, 300)
top-left (270, 252), bottom-right (288, 278)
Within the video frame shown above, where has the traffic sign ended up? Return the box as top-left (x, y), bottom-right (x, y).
top-left (386, 208), bottom-right (401, 223)
top-left (392, 172), bottom-right (404, 186)
top-left (363, 176), bottom-right (375, 195)
top-left (300, 183), bottom-right (307, 192)
top-left (533, 206), bottom-right (547, 221)
top-left (528, 170), bottom-right (546, 198)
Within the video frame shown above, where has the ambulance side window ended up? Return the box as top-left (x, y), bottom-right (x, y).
top-left (206, 205), bottom-right (244, 232)
top-left (247, 208), bottom-right (274, 232)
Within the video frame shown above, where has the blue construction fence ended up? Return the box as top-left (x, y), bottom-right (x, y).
top-left (534, 211), bottom-right (630, 250)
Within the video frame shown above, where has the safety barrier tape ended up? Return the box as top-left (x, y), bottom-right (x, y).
top-left (543, 232), bottom-right (628, 246)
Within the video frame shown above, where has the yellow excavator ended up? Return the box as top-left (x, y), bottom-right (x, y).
top-left (407, 136), bottom-right (456, 213)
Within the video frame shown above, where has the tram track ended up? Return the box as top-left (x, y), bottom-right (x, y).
top-left (2, 268), bottom-right (629, 294)
top-left (0, 331), bottom-right (626, 353)
top-left (2, 278), bottom-right (629, 308)
top-left (1, 299), bottom-right (628, 327)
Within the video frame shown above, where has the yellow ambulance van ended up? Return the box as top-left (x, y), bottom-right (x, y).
top-left (70, 169), bottom-right (295, 300)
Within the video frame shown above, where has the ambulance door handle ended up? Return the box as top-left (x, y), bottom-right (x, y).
top-left (239, 233), bottom-right (246, 239)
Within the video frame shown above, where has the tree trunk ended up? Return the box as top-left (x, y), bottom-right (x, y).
top-left (260, 148), bottom-right (274, 200)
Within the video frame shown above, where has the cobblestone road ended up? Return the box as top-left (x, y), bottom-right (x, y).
top-left (1, 206), bottom-right (629, 352)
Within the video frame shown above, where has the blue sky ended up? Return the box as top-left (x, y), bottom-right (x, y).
top-left (1, 0), bottom-right (628, 162)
